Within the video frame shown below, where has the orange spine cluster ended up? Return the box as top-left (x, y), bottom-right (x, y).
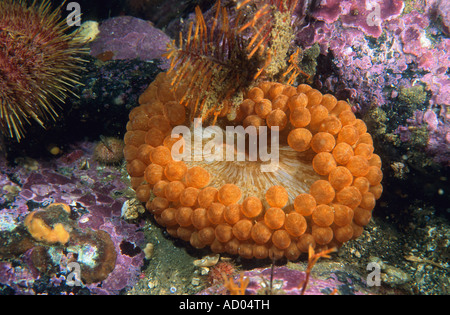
top-left (163, 0), bottom-right (303, 125)
top-left (124, 73), bottom-right (383, 260)
top-left (163, 1), bottom-right (245, 123)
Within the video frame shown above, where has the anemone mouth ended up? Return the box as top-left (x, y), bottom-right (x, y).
top-left (124, 72), bottom-right (384, 260)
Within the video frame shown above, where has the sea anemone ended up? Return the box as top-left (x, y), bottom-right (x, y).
top-left (124, 1), bottom-right (383, 260)
top-left (124, 73), bottom-right (383, 260)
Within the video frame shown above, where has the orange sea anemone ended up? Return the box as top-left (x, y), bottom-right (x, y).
top-left (124, 0), bottom-right (382, 260)
top-left (124, 72), bottom-right (383, 260)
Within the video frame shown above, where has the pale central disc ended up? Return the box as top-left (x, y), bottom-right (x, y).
top-left (176, 125), bottom-right (321, 210)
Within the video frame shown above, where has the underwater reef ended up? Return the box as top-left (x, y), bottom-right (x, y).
top-left (0, 0), bottom-right (449, 296)
top-left (294, 0), bottom-right (450, 168)
top-left (0, 142), bottom-right (146, 294)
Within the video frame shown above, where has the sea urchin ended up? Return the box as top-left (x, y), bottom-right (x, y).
top-left (0, 0), bottom-right (86, 141)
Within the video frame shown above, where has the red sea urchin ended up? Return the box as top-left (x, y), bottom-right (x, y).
top-left (0, 0), bottom-right (86, 141)
top-left (208, 261), bottom-right (237, 285)
top-left (93, 136), bottom-right (125, 165)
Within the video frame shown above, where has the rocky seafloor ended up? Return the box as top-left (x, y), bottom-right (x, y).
top-left (0, 138), bottom-right (448, 295)
top-left (1, 0), bottom-right (449, 295)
